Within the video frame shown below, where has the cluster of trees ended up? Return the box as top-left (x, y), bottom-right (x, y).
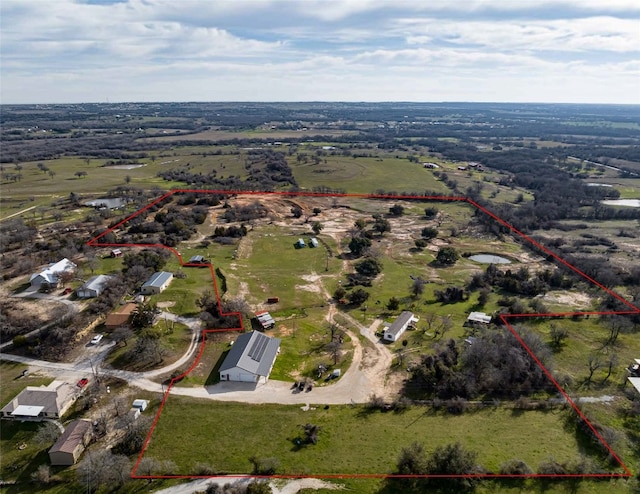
top-left (467, 264), bottom-right (570, 298)
top-left (125, 205), bottom-right (207, 247)
top-left (406, 327), bottom-right (553, 400)
top-left (221, 202), bottom-right (269, 222)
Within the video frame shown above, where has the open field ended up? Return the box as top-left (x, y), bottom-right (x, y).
top-left (143, 397), bottom-right (612, 476)
top-left (140, 128), bottom-right (360, 142)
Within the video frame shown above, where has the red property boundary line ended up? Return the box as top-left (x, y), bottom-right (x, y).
top-left (86, 189), bottom-right (640, 481)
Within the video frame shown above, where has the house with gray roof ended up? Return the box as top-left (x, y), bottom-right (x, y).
top-left (141, 271), bottom-right (173, 295)
top-left (1, 382), bottom-right (77, 421)
top-left (48, 420), bottom-right (91, 466)
top-left (383, 311), bottom-right (419, 342)
top-left (29, 258), bottom-right (77, 287)
top-left (76, 274), bottom-right (113, 298)
top-left (219, 331), bottom-right (281, 384)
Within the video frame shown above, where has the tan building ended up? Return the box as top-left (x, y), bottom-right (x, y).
top-left (48, 420), bottom-right (92, 466)
top-left (104, 302), bottom-right (137, 331)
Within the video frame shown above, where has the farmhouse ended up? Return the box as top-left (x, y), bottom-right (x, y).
top-left (141, 271), bottom-right (173, 295)
top-left (104, 302), bottom-right (137, 330)
top-left (219, 331), bottom-right (281, 384)
top-left (255, 310), bottom-right (275, 330)
top-left (383, 311), bottom-right (419, 342)
top-left (76, 274), bottom-right (113, 298)
top-left (466, 311), bottom-right (492, 326)
top-left (1, 382), bottom-right (77, 421)
top-left (29, 258), bottom-right (77, 287)
top-left (48, 420), bottom-right (91, 466)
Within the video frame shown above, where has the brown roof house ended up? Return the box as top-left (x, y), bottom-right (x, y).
top-left (1, 382), bottom-right (77, 421)
top-left (104, 302), bottom-right (137, 331)
top-left (48, 420), bottom-right (92, 466)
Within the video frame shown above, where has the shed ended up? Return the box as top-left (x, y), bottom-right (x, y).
top-left (77, 274), bottom-right (113, 299)
top-left (110, 249), bottom-right (123, 258)
top-left (132, 399), bottom-right (148, 412)
top-left (255, 310), bottom-right (275, 330)
top-left (48, 420), bottom-right (91, 466)
top-left (383, 311), bottom-right (419, 342)
top-left (188, 255), bottom-right (208, 264)
top-left (309, 238), bottom-right (319, 248)
top-left (128, 407), bottom-right (141, 421)
top-left (219, 331), bottom-right (281, 384)
top-left (466, 312), bottom-right (492, 325)
top-left (141, 271), bottom-right (173, 295)
top-left (295, 238), bottom-right (306, 248)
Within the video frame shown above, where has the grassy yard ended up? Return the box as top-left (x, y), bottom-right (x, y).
top-left (143, 398), bottom-right (615, 476)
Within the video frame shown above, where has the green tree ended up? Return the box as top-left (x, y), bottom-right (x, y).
top-left (387, 296), bottom-right (400, 311)
top-left (348, 236), bottom-right (371, 257)
top-left (414, 238), bottom-right (428, 250)
top-left (436, 246), bottom-right (459, 265)
top-left (130, 302), bottom-right (159, 329)
top-left (421, 227), bottom-right (438, 240)
top-left (347, 288), bottom-right (369, 306)
top-left (312, 221), bottom-right (323, 235)
top-left (425, 207), bottom-right (438, 219)
top-left (355, 257), bottom-right (382, 277)
top-left (372, 217), bottom-right (391, 236)
top-left (389, 204), bottom-right (404, 216)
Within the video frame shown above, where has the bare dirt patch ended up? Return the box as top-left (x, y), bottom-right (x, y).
top-left (541, 291), bottom-right (593, 309)
top-left (157, 301), bottom-right (176, 308)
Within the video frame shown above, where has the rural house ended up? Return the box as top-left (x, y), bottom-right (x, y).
top-left (140, 271), bottom-right (173, 295)
top-left (1, 382), bottom-right (77, 421)
top-left (383, 311), bottom-right (419, 342)
top-left (48, 420), bottom-right (92, 466)
top-left (76, 274), bottom-right (113, 298)
top-left (219, 331), bottom-right (281, 384)
top-left (29, 258), bottom-right (77, 288)
top-left (104, 302), bottom-right (137, 330)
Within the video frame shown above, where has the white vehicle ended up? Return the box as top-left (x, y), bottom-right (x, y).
top-left (90, 334), bottom-right (104, 345)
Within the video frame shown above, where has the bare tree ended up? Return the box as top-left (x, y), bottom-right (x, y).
top-left (410, 278), bottom-right (426, 298)
top-left (326, 340), bottom-right (342, 365)
top-left (586, 355), bottom-right (603, 384)
top-left (602, 353), bottom-right (618, 384)
top-left (34, 421), bottom-right (61, 446)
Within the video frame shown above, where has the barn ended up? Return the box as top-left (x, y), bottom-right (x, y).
top-left (141, 271), bottom-right (173, 295)
top-left (48, 420), bottom-right (91, 466)
top-left (219, 331), bottom-right (281, 384)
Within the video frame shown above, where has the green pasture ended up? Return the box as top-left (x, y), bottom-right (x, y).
top-left (290, 155), bottom-right (450, 194)
top-left (144, 398), bottom-right (611, 476)
top-left (228, 227), bottom-right (340, 309)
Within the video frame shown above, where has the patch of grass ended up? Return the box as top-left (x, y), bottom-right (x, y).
top-left (0, 362), bottom-right (54, 405)
top-left (144, 399), bottom-right (610, 476)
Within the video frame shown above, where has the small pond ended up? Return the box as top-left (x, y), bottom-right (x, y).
top-left (602, 199), bottom-right (640, 208)
top-left (469, 254), bottom-right (512, 264)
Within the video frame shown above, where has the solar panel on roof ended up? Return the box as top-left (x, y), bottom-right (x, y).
top-left (248, 334), bottom-right (269, 362)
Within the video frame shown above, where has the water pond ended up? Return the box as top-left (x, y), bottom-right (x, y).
top-left (469, 254), bottom-right (512, 264)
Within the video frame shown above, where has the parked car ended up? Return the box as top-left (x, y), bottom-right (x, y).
top-left (77, 378), bottom-right (89, 388)
top-left (90, 334), bottom-right (104, 345)
top-left (62, 287), bottom-right (73, 295)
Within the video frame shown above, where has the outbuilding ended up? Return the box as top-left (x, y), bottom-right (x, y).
top-left (466, 312), bottom-right (492, 326)
top-left (76, 274), bottom-right (112, 299)
top-left (383, 311), bottom-right (419, 342)
top-left (48, 420), bottom-right (91, 466)
top-left (309, 238), bottom-right (319, 248)
top-left (104, 302), bottom-right (137, 330)
top-left (295, 238), bottom-right (306, 249)
top-left (132, 399), bottom-right (148, 411)
top-left (219, 331), bottom-right (281, 384)
top-left (141, 271), bottom-right (173, 295)
top-left (255, 310), bottom-right (275, 330)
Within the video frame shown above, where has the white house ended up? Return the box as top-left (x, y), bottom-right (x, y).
top-left (140, 271), bottom-right (173, 295)
top-left (219, 331), bottom-right (281, 384)
top-left (383, 311), bottom-right (419, 342)
top-left (29, 258), bottom-right (77, 287)
top-left (76, 274), bottom-right (112, 298)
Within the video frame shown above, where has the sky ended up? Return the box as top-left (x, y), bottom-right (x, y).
top-left (1, 0), bottom-right (639, 104)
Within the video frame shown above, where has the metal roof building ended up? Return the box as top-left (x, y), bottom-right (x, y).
top-left (219, 331), bottom-right (281, 384)
top-left (48, 420), bottom-right (91, 466)
top-left (77, 274), bottom-right (113, 298)
top-left (383, 311), bottom-right (419, 342)
top-left (141, 271), bottom-right (173, 295)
